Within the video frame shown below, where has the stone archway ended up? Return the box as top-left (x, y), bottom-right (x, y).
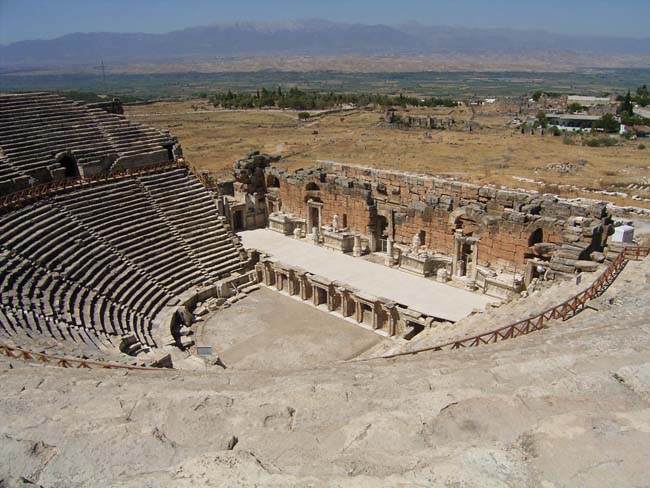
top-left (305, 182), bottom-right (320, 191)
top-left (56, 152), bottom-right (79, 178)
top-left (448, 205), bottom-right (484, 237)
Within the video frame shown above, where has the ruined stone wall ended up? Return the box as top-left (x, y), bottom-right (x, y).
top-left (260, 161), bottom-right (610, 273)
top-left (273, 168), bottom-right (375, 234)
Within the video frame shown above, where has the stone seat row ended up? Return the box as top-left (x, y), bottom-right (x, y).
top-left (0, 306), bottom-right (117, 353)
top-left (55, 181), bottom-right (211, 294)
top-left (0, 111), bottom-right (106, 131)
top-left (0, 216), bottom-right (166, 350)
top-left (0, 253), bottom-right (154, 349)
top-left (0, 307), bottom-right (160, 366)
top-left (0, 93), bottom-right (176, 188)
top-left (3, 136), bottom-right (115, 161)
top-left (0, 122), bottom-right (110, 147)
top-left (138, 170), bottom-right (245, 278)
top-left (15, 217), bottom-right (173, 319)
top-left (0, 167), bottom-right (247, 362)
top-left (0, 159), bottom-right (23, 183)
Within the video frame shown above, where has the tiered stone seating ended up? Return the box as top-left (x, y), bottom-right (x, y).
top-left (0, 93), bottom-right (115, 175)
top-left (0, 92), bottom-right (177, 194)
top-left (55, 179), bottom-right (210, 295)
top-left (98, 115), bottom-right (175, 157)
top-left (138, 169), bottom-right (247, 279)
top-left (0, 155), bottom-right (26, 191)
top-left (0, 94), bottom-right (248, 365)
top-left (0, 167), bottom-right (249, 363)
top-left (0, 305), bottom-right (117, 358)
top-left (0, 202), bottom-right (170, 358)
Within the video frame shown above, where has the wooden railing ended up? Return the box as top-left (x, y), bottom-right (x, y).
top-left (358, 245), bottom-right (650, 362)
top-left (0, 344), bottom-right (167, 371)
top-left (0, 159), bottom-right (189, 213)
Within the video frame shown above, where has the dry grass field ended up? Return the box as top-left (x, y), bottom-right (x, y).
top-left (126, 99), bottom-right (650, 208)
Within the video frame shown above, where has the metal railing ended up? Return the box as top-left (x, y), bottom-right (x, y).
top-left (356, 245), bottom-right (650, 361)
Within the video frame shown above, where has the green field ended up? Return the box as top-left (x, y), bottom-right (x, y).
top-left (1, 69), bottom-right (649, 100)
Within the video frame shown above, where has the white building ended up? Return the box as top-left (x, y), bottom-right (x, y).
top-left (567, 95), bottom-right (612, 107)
top-left (634, 106), bottom-right (650, 119)
top-left (546, 113), bottom-right (602, 132)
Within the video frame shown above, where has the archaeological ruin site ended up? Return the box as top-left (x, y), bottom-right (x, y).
top-left (1, 92), bottom-right (650, 487)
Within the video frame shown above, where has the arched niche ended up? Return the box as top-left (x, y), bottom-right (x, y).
top-left (305, 182), bottom-right (320, 191)
top-left (55, 152), bottom-right (79, 178)
top-left (267, 175), bottom-right (280, 188)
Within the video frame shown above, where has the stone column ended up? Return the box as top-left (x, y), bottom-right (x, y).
top-left (355, 299), bottom-right (363, 323)
top-left (339, 288), bottom-right (350, 317)
top-left (385, 238), bottom-right (394, 266)
top-left (386, 305), bottom-right (397, 336)
top-left (299, 274), bottom-right (309, 300)
top-left (371, 304), bottom-right (378, 329)
top-left (451, 234), bottom-right (460, 277)
top-left (275, 272), bottom-right (283, 291)
top-left (312, 284), bottom-right (320, 306)
top-left (317, 207), bottom-right (323, 233)
top-left (470, 240), bottom-right (479, 281)
top-left (262, 262), bottom-right (274, 286)
top-left (453, 231), bottom-right (466, 278)
top-left (288, 271), bottom-right (297, 296)
top-left (524, 261), bottom-right (535, 287)
top-left (353, 235), bottom-right (362, 257)
top-left (306, 200), bottom-right (313, 232)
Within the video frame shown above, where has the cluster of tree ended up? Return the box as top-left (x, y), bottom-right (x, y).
top-left (531, 91), bottom-right (562, 101)
top-left (567, 102), bottom-right (585, 113)
top-left (592, 113), bottom-right (620, 133)
top-left (209, 87), bottom-right (457, 111)
top-left (617, 85), bottom-right (650, 126)
top-left (618, 85), bottom-right (649, 115)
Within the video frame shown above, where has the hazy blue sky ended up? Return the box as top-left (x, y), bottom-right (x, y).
top-left (1, 0), bottom-right (648, 44)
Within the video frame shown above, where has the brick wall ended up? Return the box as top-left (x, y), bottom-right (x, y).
top-left (263, 162), bottom-right (608, 272)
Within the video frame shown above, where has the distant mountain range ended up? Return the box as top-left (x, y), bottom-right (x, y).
top-left (1, 19), bottom-right (649, 68)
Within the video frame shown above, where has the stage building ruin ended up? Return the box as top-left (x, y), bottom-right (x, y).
top-left (223, 152), bottom-right (613, 299)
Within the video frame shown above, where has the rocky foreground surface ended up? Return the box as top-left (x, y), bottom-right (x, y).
top-left (1, 259), bottom-right (650, 487)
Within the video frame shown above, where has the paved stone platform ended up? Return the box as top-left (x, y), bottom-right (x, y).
top-left (240, 229), bottom-right (498, 322)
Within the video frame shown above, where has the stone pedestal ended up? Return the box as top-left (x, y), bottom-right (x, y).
top-left (436, 268), bottom-right (448, 282)
top-left (322, 229), bottom-right (355, 253)
top-left (268, 213), bottom-right (305, 236)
